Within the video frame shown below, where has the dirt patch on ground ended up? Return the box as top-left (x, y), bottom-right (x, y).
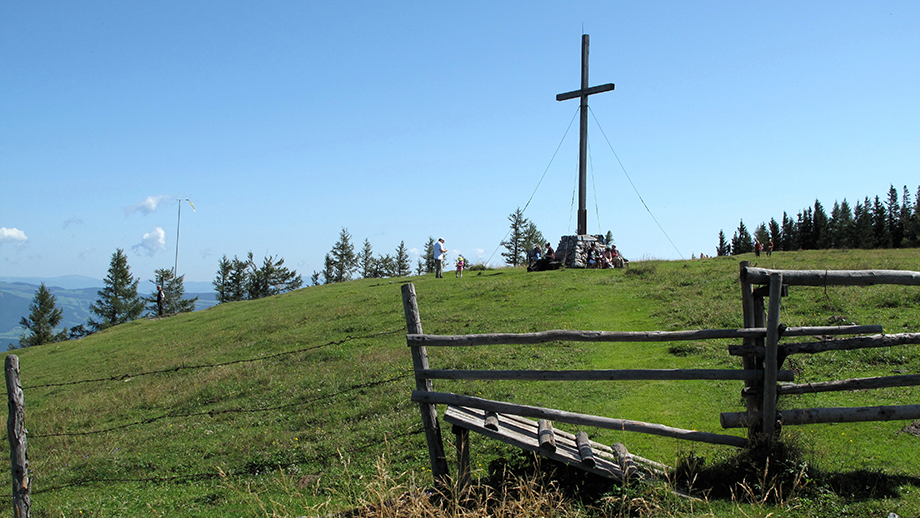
top-left (901, 420), bottom-right (920, 436)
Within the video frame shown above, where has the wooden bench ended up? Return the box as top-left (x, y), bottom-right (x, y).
top-left (444, 405), bottom-right (666, 486)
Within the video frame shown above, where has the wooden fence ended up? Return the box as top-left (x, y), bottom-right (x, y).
top-left (402, 263), bottom-right (920, 484)
top-left (722, 262), bottom-right (920, 435)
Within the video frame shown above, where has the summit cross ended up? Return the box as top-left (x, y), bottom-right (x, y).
top-left (556, 34), bottom-right (614, 236)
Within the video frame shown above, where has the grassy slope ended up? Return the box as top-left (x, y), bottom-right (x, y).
top-left (1, 249), bottom-right (919, 516)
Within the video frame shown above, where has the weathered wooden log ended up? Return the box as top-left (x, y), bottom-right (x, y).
top-left (575, 431), bottom-right (595, 467)
top-left (762, 272), bottom-right (783, 437)
top-left (770, 374), bottom-right (920, 395)
top-left (416, 368), bottom-right (794, 382)
top-left (408, 325), bottom-right (881, 348)
top-left (729, 332), bottom-right (920, 357)
top-left (414, 390), bottom-right (747, 447)
top-left (6, 355), bottom-right (30, 518)
top-left (484, 411), bottom-right (499, 431)
top-left (613, 442), bottom-right (639, 479)
top-left (721, 404), bottom-right (920, 428)
top-left (538, 419), bottom-right (557, 452)
top-left (743, 267), bottom-right (920, 286)
top-left (739, 261), bottom-right (761, 430)
top-left (401, 284), bottom-right (448, 481)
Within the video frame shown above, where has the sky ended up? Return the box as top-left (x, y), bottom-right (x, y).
top-left (2, 1), bottom-right (918, 286)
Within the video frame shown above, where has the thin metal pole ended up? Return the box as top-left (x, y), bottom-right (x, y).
top-left (173, 199), bottom-right (182, 278)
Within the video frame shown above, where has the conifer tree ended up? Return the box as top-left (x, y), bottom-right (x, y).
top-left (872, 196), bottom-right (889, 248)
top-left (321, 253), bottom-right (335, 284)
top-left (358, 239), bottom-right (376, 279)
top-left (853, 199), bottom-right (875, 249)
top-left (811, 200), bottom-right (829, 249)
top-left (88, 248), bottom-right (145, 331)
top-left (781, 212), bottom-right (796, 251)
top-left (753, 223), bottom-right (770, 248)
top-left (886, 185), bottom-right (903, 247)
top-left (330, 227), bottom-right (357, 283)
top-left (18, 283), bottom-right (67, 347)
top-left (500, 208), bottom-right (544, 266)
top-left (730, 220), bottom-right (753, 255)
top-left (213, 255), bottom-right (249, 302)
top-left (245, 252), bottom-right (303, 299)
top-left (768, 218), bottom-right (781, 250)
top-left (394, 241), bottom-right (411, 277)
top-left (716, 230), bottom-right (730, 256)
top-left (147, 268), bottom-right (197, 315)
top-left (422, 237), bottom-right (436, 274)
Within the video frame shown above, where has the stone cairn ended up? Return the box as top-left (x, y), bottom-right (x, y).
top-left (556, 234), bottom-right (606, 268)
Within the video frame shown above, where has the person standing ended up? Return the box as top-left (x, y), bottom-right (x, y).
top-left (434, 238), bottom-right (448, 278)
top-left (456, 255), bottom-right (465, 278)
top-left (156, 285), bottom-right (166, 316)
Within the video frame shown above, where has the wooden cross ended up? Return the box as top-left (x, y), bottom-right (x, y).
top-left (556, 34), bottom-right (614, 236)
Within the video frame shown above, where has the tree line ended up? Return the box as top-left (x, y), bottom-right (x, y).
top-left (17, 206), bottom-right (558, 348)
top-left (15, 249), bottom-right (201, 348)
top-left (717, 184), bottom-right (920, 256)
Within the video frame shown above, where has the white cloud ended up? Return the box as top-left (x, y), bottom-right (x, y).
top-left (133, 227), bottom-right (167, 257)
top-left (125, 195), bottom-right (172, 216)
top-left (0, 227), bottom-right (27, 244)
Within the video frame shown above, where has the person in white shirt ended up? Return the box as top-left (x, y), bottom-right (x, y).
top-left (434, 238), bottom-right (448, 278)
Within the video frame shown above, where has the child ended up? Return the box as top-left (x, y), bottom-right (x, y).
top-left (455, 255), bottom-right (465, 278)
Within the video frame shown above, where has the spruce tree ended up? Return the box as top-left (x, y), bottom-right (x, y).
top-left (781, 212), bottom-right (796, 251)
top-left (18, 283), bottom-right (67, 347)
top-left (213, 255), bottom-right (249, 302)
top-left (812, 200), bottom-right (829, 249)
top-left (422, 237), bottom-right (436, 274)
top-left (730, 220), bottom-right (753, 255)
top-left (394, 241), bottom-right (411, 277)
top-left (886, 185), bottom-right (903, 247)
top-left (716, 230), bottom-right (730, 256)
top-left (753, 223), bottom-right (770, 248)
top-left (768, 218), bottom-right (781, 250)
top-left (358, 239), bottom-right (376, 279)
top-left (88, 248), bottom-right (145, 331)
top-left (245, 252), bottom-right (303, 298)
top-left (321, 253), bottom-right (335, 284)
top-left (330, 227), bottom-right (357, 283)
top-left (853, 199), bottom-right (875, 249)
top-left (148, 268), bottom-right (197, 315)
top-left (500, 208), bottom-right (543, 266)
top-left (872, 196), bottom-right (889, 248)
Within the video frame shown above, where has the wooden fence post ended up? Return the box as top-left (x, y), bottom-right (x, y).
top-left (739, 261), bottom-right (762, 441)
top-left (401, 283), bottom-right (449, 483)
top-left (6, 355), bottom-right (30, 518)
top-left (762, 272), bottom-right (783, 438)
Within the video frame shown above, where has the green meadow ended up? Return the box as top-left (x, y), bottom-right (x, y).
top-left (2, 249), bottom-right (919, 517)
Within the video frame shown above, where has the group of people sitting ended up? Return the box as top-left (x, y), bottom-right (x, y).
top-left (526, 242), bottom-right (559, 272)
top-left (587, 242), bottom-right (626, 269)
top-left (526, 241), bottom-right (627, 271)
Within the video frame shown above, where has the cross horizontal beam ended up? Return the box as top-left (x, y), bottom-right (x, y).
top-left (556, 83), bottom-right (615, 102)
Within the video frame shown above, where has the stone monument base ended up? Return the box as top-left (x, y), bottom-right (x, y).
top-left (556, 234), bottom-right (605, 268)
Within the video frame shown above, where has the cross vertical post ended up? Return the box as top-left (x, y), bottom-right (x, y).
top-left (556, 34), bottom-right (614, 236)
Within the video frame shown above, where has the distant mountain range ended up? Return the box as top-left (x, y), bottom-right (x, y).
top-left (0, 276), bottom-right (217, 349)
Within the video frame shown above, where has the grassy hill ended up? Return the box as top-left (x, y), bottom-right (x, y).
top-left (2, 249), bottom-right (919, 517)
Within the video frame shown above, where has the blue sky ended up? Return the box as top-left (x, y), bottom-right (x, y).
top-left (2, 1), bottom-right (918, 285)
